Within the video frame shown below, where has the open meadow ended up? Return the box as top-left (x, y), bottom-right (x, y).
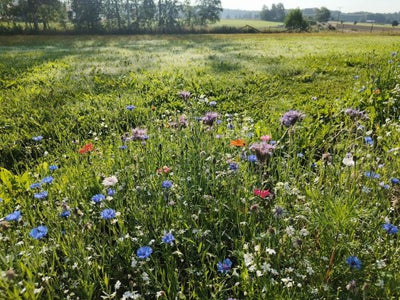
top-left (0, 33), bottom-right (400, 299)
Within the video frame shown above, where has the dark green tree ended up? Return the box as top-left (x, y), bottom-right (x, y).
top-left (315, 7), bottom-right (331, 22)
top-left (140, 0), bottom-right (156, 29)
top-left (270, 3), bottom-right (285, 21)
top-left (284, 8), bottom-right (309, 31)
top-left (196, 0), bottom-right (222, 26)
top-left (71, 0), bottom-right (102, 30)
top-left (392, 20), bottom-right (398, 27)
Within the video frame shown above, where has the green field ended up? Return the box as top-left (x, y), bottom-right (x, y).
top-left (0, 33), bottom-right (400, 299)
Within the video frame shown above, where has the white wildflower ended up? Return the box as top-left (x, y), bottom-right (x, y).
top-left (342, 153), bottom-right (355, 167)
top-left (102, 176), bottom-right (118, 187)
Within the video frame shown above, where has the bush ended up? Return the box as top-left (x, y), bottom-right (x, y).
top-left (284, 9), bottom-right (309, 31)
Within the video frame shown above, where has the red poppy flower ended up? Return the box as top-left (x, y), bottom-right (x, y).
top-left (253, 189), bottom-right (270, 199)
top-left (79, 143), bottom-right (93, 154)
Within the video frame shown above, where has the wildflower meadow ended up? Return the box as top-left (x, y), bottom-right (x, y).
top-left (0, 34), bottom-right (399, 299)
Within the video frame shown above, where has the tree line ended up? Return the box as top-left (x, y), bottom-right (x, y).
top-left (0, 0), bottom-right (222, 32)
top-left (260, 3), bottom-right (331, 23)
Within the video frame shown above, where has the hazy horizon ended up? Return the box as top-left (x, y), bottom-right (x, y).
top-left (221, 0), bottom-right (400, 14)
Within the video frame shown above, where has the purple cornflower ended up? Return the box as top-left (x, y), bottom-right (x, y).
top-left (41, 176), bottom-right (54, 184)
top-left (60, 210), bottom-right (71, 218)
top-left (29, 225), bottom-right (48, 240)
top-left (280, 110), bottom-right (305, 127)
top-left (202, 112), bottom-right (219, 126)
top-left (91, 194), bottom-right (105, 203)
top-left (5, 211), bottom-right (21, 222)
top-left (345, 108), bottom-right (368, 120)
top-left (178, 91), bottom-right (191, 100)
top-left (130, 128), bottom-right (149, 141)
top-left (364, 136), bottom-right (374, 145)
top-left (364, 171), bottom-right (380, 179)
top-left (229, 162), bottom-right (238, 171)
top-left (32, 136), bottom-right (43, 142)
top-left (391, 177), bottom-right (399, 184)
top-left (346, 256), bottom-right (362, 270)
top-left (162, 180), bottom-right (172, 189)
top-left (107, 188), bottom-right (116, 196)
top-left (179, 115), bottom-right (189, 127)
top-left (34, 191), bottom-right (48, 199)
top-left (30, 183), bottom-right (41, 189)
top-left (162, 232), bottom-right (175, 245)
top-left (137, 246), bottom-right (153, 259)
top-left (100, 208), bottom-right (116, 220)
top-left (248, 155), bottom-right (257, 163)
top-left (217, 258), bottom-right (232, 273)
top-left (382, 223), bottom-right (398, 234)
top-left (249, 142), bottom-right (275, 161)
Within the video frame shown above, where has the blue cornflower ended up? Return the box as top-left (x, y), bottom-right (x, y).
top-left (227, 123), bottom-right (234, 130)
top-left (364, 171), bottom-right (380, 179)
top-left (248, 155), bottom-right (257, 163)
top-left (346, 256), bottom-right (362, 270)
top-left (391, 177), bottom-right (399, 184)
top-left (209, 101), bottom-right (217, 107)
top-left (32, 136), bottom-right (43, 142)
top-left (217, 258), bottom-right (233, 273)
top-left (382, 223), bottom-right (398, 235)
top-left (107, 188), bottom-right (116, 196)
top-left (126, 105), bottom-right (135, 111)
top-left (162, 232), bottom-right (175, 245)
top-left (270, 140), bottom-right (276, 145)
top-left (41, 176), bottom-right (54, 184)
top-left (229, 163), bottom-right (238, 171)
top-left (30, 182), bottom-right (41, 189)
top-left (216, 119), bottom-right (222, 125)
top-left (5, 210), bottom-right (21, 222)
top-left (91, 194), bottom-right (105, 203)
top-left (364, 136), bottom-right (374, 145)
top-left (354, 75), bottom-right (359, 80)
top-left (100, 208), bottom-right (116, 220)
top-left (297, 153), bottom-right (304, 158)
top-left (379, 182), bottom-right (390, 189)
top-left (49, 165), bottom-right (58, 171)
top-left (34, 191), bottom-right (48, 199)
top-left (136, 246), bottom-right (153, 259)
top-left (162, 180), bottom-right (172, 189)
top-left (60, 210), bottom-right (71, 218)
top-left (29, 225), bottom-right (48, 240)
top-left (311, 162), bottom-right (317, 169)
top-left (119, 145), bottom-right (128, 150)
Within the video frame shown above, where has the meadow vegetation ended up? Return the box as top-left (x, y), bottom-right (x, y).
top-left (0, 33), bottom-right (399, 299)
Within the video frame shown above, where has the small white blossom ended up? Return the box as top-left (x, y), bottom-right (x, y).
top-left (102, 176), bottom-right (118, 187)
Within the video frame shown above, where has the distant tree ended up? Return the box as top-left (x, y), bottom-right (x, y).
top-left (71, 0), bottom-right (102, 31)
top-left (315, 7), bottom-right (330, 23)
top-left (271, 3), bottom-right (285, 21)
top-left (140, 0), bottom-right (156, 29)
top-left (284, 8), bottom-right (308, 31)
top-left (0, 0), bottom-right (13, 22)
top-left (392, 20), bottom-right (399, 27)
top-left (260, 3), bottom-right (285, 22)
top-left (181, 0), bottom-right (194, 27)
top-left (196, 0), bottom-right (222, 26)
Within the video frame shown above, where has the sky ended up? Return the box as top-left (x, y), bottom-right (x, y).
top-left (221, 0), bottom-right (400, 13)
